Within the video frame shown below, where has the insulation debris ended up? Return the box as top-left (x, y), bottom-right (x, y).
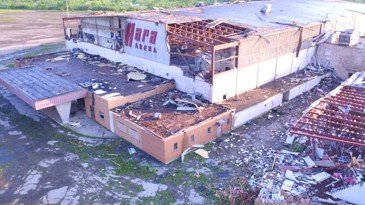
top-left (127, 72), bottom-right (147, 81)
top-left (194, 149), bottom-right (209, 159)
top-left (46, 54), bottom-right (70, 62)
top-left (128, 147), bottom-right (136, 155)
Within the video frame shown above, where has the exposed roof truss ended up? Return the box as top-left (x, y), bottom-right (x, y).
top-left (167, 19), bottom-right (248, 51)
top-left (290, 72), bottom-right (365, 147)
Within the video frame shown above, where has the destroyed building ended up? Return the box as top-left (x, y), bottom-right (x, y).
top-left (1, 0), bottom-right (365, 163)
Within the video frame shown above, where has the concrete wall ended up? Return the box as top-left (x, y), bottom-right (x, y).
top-left (233, 93), bottom-right (283, 128)
top-left (283, 75), bottom-right (325, 101)
top-left (317, 40), bottom-right (365, 80)
top-left (233, 73), bottom-right (329, 128)
top-left (124, 19), bottom-right (170, 65)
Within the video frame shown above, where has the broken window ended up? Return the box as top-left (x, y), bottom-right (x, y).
top-left (118, 121), bottom-right (127, 133)
top-left (99, 111), bottom-right (105, 120)
top-left (129, 128), bottom-right (140, 142)
top-left (223, 94), bottom-right (227, 100)
top-left (190, 135), bottom-right (195, 142)
top-left (173, 143), bottom-right (178, 150)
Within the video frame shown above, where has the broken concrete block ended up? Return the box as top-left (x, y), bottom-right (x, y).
top-left (314, 160), bottom-right (335, 168)
top-left (312, 172), bottom-right (331, 183)
top-left (303, 156), bottom-right (315, 168)
top-left (285, 135), bottom-right (295, 145)
top-left (281, 179), bottom-right (294, 191)
top-left (285, 170), bottom-right (297, 181)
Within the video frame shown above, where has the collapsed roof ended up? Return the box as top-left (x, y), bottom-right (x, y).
top-left (290, 72), bottom-right (365, 147)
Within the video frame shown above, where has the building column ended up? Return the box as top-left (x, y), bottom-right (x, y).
top-left (55, 102), bottom-right (72, 124)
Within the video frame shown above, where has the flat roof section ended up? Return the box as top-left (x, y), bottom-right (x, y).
top-left (291, 72), bottom-right (365, 147)
top-left (224, 70), bottom-right (328, 112)
top-left (0, 67), bottom-right (87, 110)
top-left (113, 89), bottom-right (230, 138)
top-left (124, 0), bottom-right (365, 30)
top-left (29, 52), bottom-right (172, 97)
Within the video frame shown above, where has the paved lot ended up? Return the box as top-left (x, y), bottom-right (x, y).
top-left (0, 10), bottom-right (82, 55)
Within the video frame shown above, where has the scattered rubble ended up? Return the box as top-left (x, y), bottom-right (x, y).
top-left (114, 89), bottom-right (229, 137)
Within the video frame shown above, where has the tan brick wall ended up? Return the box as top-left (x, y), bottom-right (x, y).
top-left (111, 110), bottom-right (233, 164)
top-left (112, 112), bottom-right (166, 162)
top-left (238, 23), bottom-right (322, 68)
top-left (163, 111), bottom-right (233, 163)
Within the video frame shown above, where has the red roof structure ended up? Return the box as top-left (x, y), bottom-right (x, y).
top-left (290, 72), bottom-right (365, 147)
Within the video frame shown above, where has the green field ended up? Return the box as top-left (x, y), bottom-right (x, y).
top-left (0, 0), bottom-right (364, 12)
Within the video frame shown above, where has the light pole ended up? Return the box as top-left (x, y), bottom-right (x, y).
top-left (65, 0), bottom-right (70, 17)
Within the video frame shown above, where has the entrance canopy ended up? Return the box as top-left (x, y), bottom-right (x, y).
top-left (0, 67), bottom-right (87, 110)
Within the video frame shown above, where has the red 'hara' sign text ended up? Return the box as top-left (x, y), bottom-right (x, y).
top-left (125, 23), bottom-right (158, 53)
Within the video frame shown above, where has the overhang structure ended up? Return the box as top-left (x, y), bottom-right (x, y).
top-left (0, 67), bottom-right (88, 123)
top-left (290, 72), bottom-right (365, 147)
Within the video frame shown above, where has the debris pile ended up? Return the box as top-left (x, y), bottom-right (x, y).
top-left (253, 135), bottom-right (365, 205)
top-left (79, 79), bottom-right (116, 95)
top-left (114, 90), bottom-right (229, 137)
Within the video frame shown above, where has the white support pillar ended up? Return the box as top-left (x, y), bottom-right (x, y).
top-left (55, 102), bottom-right (72, 124)
top-left (109, 111), bottom-right (115, 133)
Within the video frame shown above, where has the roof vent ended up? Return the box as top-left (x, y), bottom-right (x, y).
top-left (260, 4), bottom-right (272, 14)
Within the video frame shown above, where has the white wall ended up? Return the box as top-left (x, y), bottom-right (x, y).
top-left (66, 41), bottom-right (212, 101)
top-left (283, 74), bottom-right (326, 101)
top-left (236, 64), bottom-right (258, 94)
top-left (211, 46), bottom-right (316, 103)
top-left (123, 19), bottom-right (170, 65)
top-left (233, 93), bottom-right (283, 128)
top-left (257, 58), bottom-right (277, 86)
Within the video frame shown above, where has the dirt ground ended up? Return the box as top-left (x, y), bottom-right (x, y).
top-left (0, 10), bottom-right (355, 205)
top-left (0, 10), bottom-right (82, 55)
